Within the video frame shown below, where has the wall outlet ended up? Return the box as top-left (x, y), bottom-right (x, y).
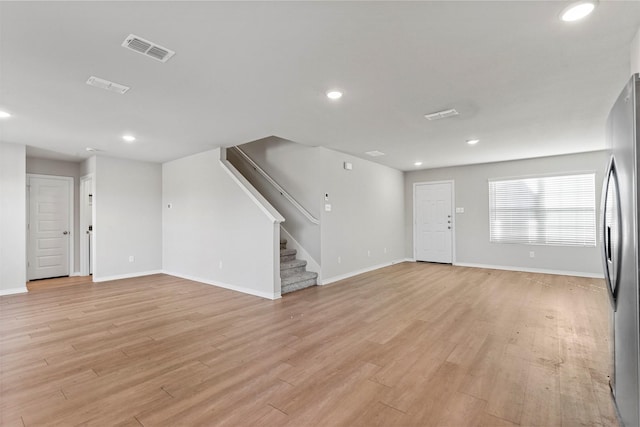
top-left (128, 255), bottom-right (135, 263)
top-left (367, 250), bottom-right (371, 257)
top-left (219, 260), bottom-right (223, 269)
top-left (529, 251), bottom-right (535, 258)
top-left (325, 204), bottom-right (332, 212)
top-left (167, 203), bottom-right (172, 209)
top-left (384, 247), bottom-right (387, 254)
top-left (337, 256), bottom-right (341, 264)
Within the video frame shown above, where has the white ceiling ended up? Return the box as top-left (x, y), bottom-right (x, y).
top-left (1, 1), bottom-right (639, 171)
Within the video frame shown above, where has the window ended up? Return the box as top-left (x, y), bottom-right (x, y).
top-left (489, 173), bottom-right (596, 247)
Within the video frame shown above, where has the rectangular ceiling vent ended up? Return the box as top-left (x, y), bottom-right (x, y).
top-left (424, 108), bottom-right (459, 121)
top-left (122, 34), bottom-right (175, 63)
top-left (365, 150), bottom-right (386, 157)
top-left (86, 76), bottom-right (130, 94)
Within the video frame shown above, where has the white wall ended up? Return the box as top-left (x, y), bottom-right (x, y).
top-left (404, 151), bottom-right (608, 277)
top-left (631, 27), bottom-right (640, 77)
top-left (26, 157), bottom-right (81, 272)
top-left (162, 148), bottom-right (281, 299)
top-left (93, 156), bottom-right (162, 280)
top-left (0, 142), bottom-right (27, 294)
top-left (319, 147), bottom-right (405, 282)
top-left (232, 137), bottom-right (405, 283)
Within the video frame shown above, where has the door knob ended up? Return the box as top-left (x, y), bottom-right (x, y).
top-left (63, 231), bottom-right (69, 235)
top-left (448, 226), bottom-right (451, 229)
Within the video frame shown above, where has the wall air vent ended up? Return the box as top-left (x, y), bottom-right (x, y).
top-left (86, 76), bottom-right (130, 94)
top-left (122, 34), bottom-right (175, 63)
top-left (424, 108), bottom-right (459, 121)
top-left (365, 150), bottom-right (386, 157)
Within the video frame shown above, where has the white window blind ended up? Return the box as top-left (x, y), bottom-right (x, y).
top-left (489, 173), bottom-right (596, 247)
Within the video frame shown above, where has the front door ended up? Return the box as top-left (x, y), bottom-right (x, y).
top-left (28, 175), bottom-right (72, 280)
top-left (415, 181), bottom-right (453, 263)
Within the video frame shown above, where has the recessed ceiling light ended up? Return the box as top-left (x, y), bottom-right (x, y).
top-left (0, 111), bottom-right (11, 118)
top-left (327, 90), bottom-right (343, 100)
top-left (467, 139), bottom-right (479, 145)
top-left (414, 161), bottom-right (423, 166)
top-left (122, 135), bottom-right (136, 142)
top-left (561, 1), bottom-right (596, 22)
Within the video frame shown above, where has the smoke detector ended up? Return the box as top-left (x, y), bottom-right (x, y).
top-left (122, 34), bottom-right (175, 63)
top-left (86, 76), bottom-right (130, 94)
top-left (424, 108), bottom-right (459, 121)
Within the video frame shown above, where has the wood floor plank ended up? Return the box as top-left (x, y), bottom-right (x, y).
top-left (0, 264), bottom-right (617, 426)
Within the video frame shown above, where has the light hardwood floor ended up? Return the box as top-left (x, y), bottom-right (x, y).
top-left (1, 263), bottom-right (617, 426)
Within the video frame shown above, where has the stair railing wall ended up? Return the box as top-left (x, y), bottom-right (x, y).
top-left (229, 146), bottom-right (319, 225)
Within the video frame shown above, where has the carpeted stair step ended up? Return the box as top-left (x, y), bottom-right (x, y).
top-left (280, 238), bottom-right (287, 250)
top-left (282, 271), bottom-right (318, 294)
top-left (280, 248), bottom-right (297, 262)
top-left (280, 259), bottom-right (307, 278)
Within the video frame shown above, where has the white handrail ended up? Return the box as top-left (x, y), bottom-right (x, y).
top-left (230, 146), bottom-right (320, 225)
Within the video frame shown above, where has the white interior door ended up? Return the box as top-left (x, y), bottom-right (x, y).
top-left (415, 181), bottom-right (453, 263)
top-left (28, 176), bottom-right (72, 280)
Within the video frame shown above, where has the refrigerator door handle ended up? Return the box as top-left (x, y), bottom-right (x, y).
top-left (600, 156), bottom-right (621, 309)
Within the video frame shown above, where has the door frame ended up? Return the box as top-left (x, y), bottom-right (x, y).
top-left (26, 174), bottom-right (74, 279)
top-left (79, 174), bottom-right (94, 276)
top-left (413, 180), bottom-right (456, 263)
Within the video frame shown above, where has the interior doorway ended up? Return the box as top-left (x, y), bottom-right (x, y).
top-left (414, 180), bottom-right (455, 263)
top-left (27, 174), bottom-right (74, 280)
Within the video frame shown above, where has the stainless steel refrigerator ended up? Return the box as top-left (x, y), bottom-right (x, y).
top-left (602, 73), bottom-right (640, 427)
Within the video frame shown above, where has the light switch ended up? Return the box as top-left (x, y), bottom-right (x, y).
top-left (456, 207), bottom-right (465, 213)
top-left (325, 204), bottom-right (332, 212)
top-left (344, 162), bottom-right (353, 170)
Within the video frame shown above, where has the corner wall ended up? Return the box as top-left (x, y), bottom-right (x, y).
top-left (404, 151), bottom-right (608, 277)
top-left (0, 142), bottom-right (27, 294)
top-left (93, 156), bottom-right (162, 280)
top-left (162, 148), bottom-right (281, 299)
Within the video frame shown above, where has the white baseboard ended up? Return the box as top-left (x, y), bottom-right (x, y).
top-left (453, 262), bottom-right (604, 279)
top-left (322, 259), bottom-right (406, 285)
top-left (0, 286), bottom-right (28, 296)
top-left (92, 270), bottom-right (163, 283)
top-left (163, 271), bottom-right (281, 300)
top-left (403, 258), bottom-right (416, 263)
top-left (70, 271), bottom-right (82, 277)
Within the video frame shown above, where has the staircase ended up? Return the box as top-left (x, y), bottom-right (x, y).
top-left (280, 238), bottom-right (318, 294)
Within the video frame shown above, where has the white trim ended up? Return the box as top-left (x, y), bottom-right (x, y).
top-left (79, 174), bottom-right (94, 276)
top-left (163, 271), bottom-right (281, 300)
top-left (219, 155), bottom-right (284, 224)
top-left (26, 174), bottom-right (75, 279)
top-left (404, 258), bottom-right (416, 262)
top-left (92, 270), bottom-right (163, 283)
top-left (70, 271), bottom-right (82, 277)
top-left (413, 180), bottom-right (456, 264)
top-left (280, 226), bottom-right (322, 284)
top-left (0, 287), bottom-right (28, 296)
top-left (453, 262), bottom-right (604, 279)
top-left (322, 259), bottom-right (406, 285)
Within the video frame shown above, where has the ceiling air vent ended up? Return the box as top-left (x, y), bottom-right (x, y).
top-left (365, 150), bottom-right (386, 157)
top-left (86, 76), bottom-right (130, 94)
top-left (122, 34), bottom-right (175, 63)
top-left (424, 108), bottom-right (459, 121)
